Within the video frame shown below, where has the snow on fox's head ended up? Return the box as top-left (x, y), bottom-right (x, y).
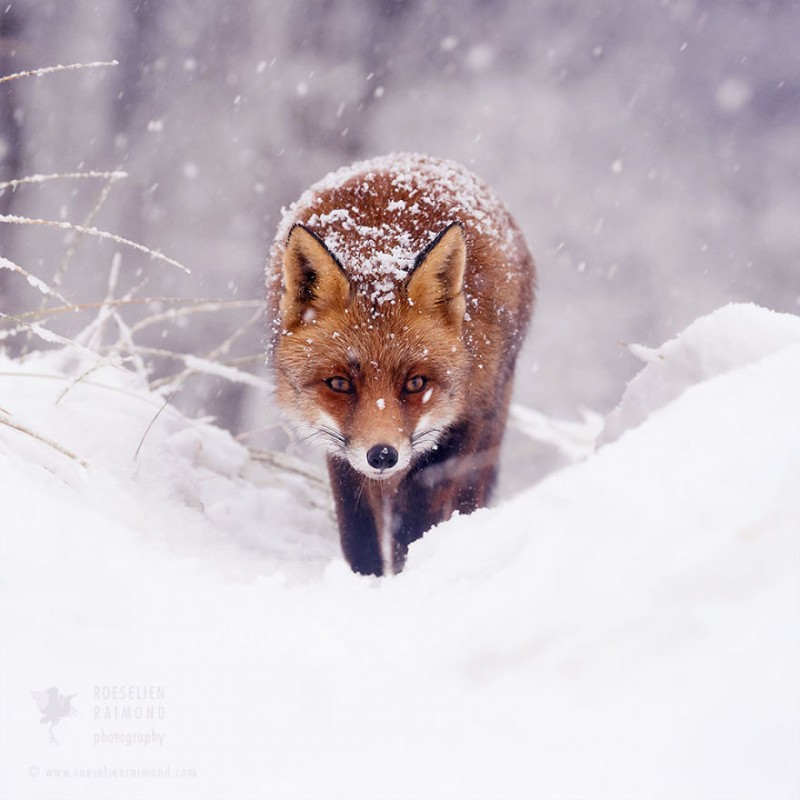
top-left (273, 223), bottom-right (470, 480)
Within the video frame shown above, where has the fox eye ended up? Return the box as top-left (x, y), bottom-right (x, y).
top-left (404, 375), bottom-right (427, 393)
top-left (325, 376), bottom-right (353, 394)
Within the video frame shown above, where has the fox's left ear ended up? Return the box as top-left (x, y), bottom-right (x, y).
top-left (281, 224), bottom-right (350, 325)
top-left (405, 223), bottom-right (466, 326)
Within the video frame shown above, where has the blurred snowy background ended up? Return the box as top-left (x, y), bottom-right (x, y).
top-left (1, 0), bottom-right (798, 488)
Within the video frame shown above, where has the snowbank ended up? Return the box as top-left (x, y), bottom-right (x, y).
top-left (1, 303), bottom-right (798, 800)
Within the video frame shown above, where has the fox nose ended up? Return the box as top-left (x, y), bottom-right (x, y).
top-left (366, 444), bottom-right (399, 471)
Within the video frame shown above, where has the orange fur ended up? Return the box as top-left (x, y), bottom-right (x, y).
top-left (267, 154), bottom-right (535, 575)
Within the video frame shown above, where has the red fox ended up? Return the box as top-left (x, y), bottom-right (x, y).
top-left (267, 153), bottom-right (535, 575)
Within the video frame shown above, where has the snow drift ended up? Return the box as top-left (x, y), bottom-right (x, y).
top-left (0, 302), bottom-right (798, 800)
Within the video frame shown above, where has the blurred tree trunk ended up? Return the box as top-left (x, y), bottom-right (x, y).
top-left (0, 5), bottom-right (26, 304)
top-left (0, 6), bottom-right (25, 217)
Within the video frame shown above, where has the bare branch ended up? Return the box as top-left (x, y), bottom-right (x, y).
top-left (129, 300), bottom-right (264, 335)
top-left (0, 311), bottom-right (117, 367)
top-left (8, 297), bottom-right (261, 323)
top-left (0, 255), bottom-right (73, 306)
top-left (149, 308), bottom-right (266, 392)
top-left (0, 415), bottom-right (87, 468)
top-left (0, 171), bottom-right (127, 192)
top-left (0, 60), bottom-right (118, 84)
top-left (248, 447), bottom-right (330, 490)
top-left (134, 393), bottom-right (174, 460)
top-left (0, 214), bottom-right (190, 274)
top-left (55, 171), bottom-right (125, 286)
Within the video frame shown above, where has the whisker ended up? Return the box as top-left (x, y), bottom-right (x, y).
top-left (411, 427), bottom-right (445, 453)
top-left (317, 424), bottom-right (346, 445)
top-left (354, 473), bottom-right (368, 509)
top-left (411, 426), bottom-right (444, 445)
top-left (293, 423), bottom-right (347, 450)
top-left (294, 429), bottom-right (322, 447)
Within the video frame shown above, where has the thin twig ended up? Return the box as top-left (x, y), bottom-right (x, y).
top-left (134, 392), bottom-right (175, 460)
top-left (0, 214), bottom-right (190, 274)
top-left (0, 311), bottom-right (116, 367)
top-left (0, 171), bottom-right (127, 192)
top-left (6, 296), bottom-right (260, 323)
top-left (129, 300), bottom-right (264, 335)
top-left (0, 255), bottom-right (73, 306)
top-left (206, 308), bottom-right (263, 361)
top-left (248, 447), bottom-right (330, 489)
top-left (115, 343), bottom-right (268, 389)
top-left (0, 60), bottom-right (118, 84)
top-left (73, 252), bottom-right (123, 351)
top-left (55, 363), bottom-right (107, 405)
top-left (234, 421), bottom-right (285, 441)
top-left (0, 370), bottom-right (177, 409)
top-left (149, 308), bottom-right (267, 392)
top-left (0, 416), bottom-right (87, 468)
top-left (217, 354), bottom-right (264, 368)
top-left (55, 171), bottom-right (124, 287)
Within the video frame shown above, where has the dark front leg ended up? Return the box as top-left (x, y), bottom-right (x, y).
top-left (391, 422), bottom-right (501, 571)
top-left (390, 469), bottom-right (446, 572)
top-left (327, 455), bottom-right (383, 576)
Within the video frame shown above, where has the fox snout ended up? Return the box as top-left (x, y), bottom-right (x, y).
top-left (366, 444), bottom-right (399, 471)
top-left (349, 434), bottom-right (411, 480)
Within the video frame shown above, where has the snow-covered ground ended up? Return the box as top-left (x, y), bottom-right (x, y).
top-left (0, 302), bottom-right (798, 800)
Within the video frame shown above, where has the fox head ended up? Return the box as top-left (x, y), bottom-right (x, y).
top-left (274, 222), bottom-right (471, 480)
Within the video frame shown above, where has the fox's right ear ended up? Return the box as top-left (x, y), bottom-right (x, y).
top-left (405, 223), bottom-right (467, 328)
top-left (281, 225), bottom-right (350, 324)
